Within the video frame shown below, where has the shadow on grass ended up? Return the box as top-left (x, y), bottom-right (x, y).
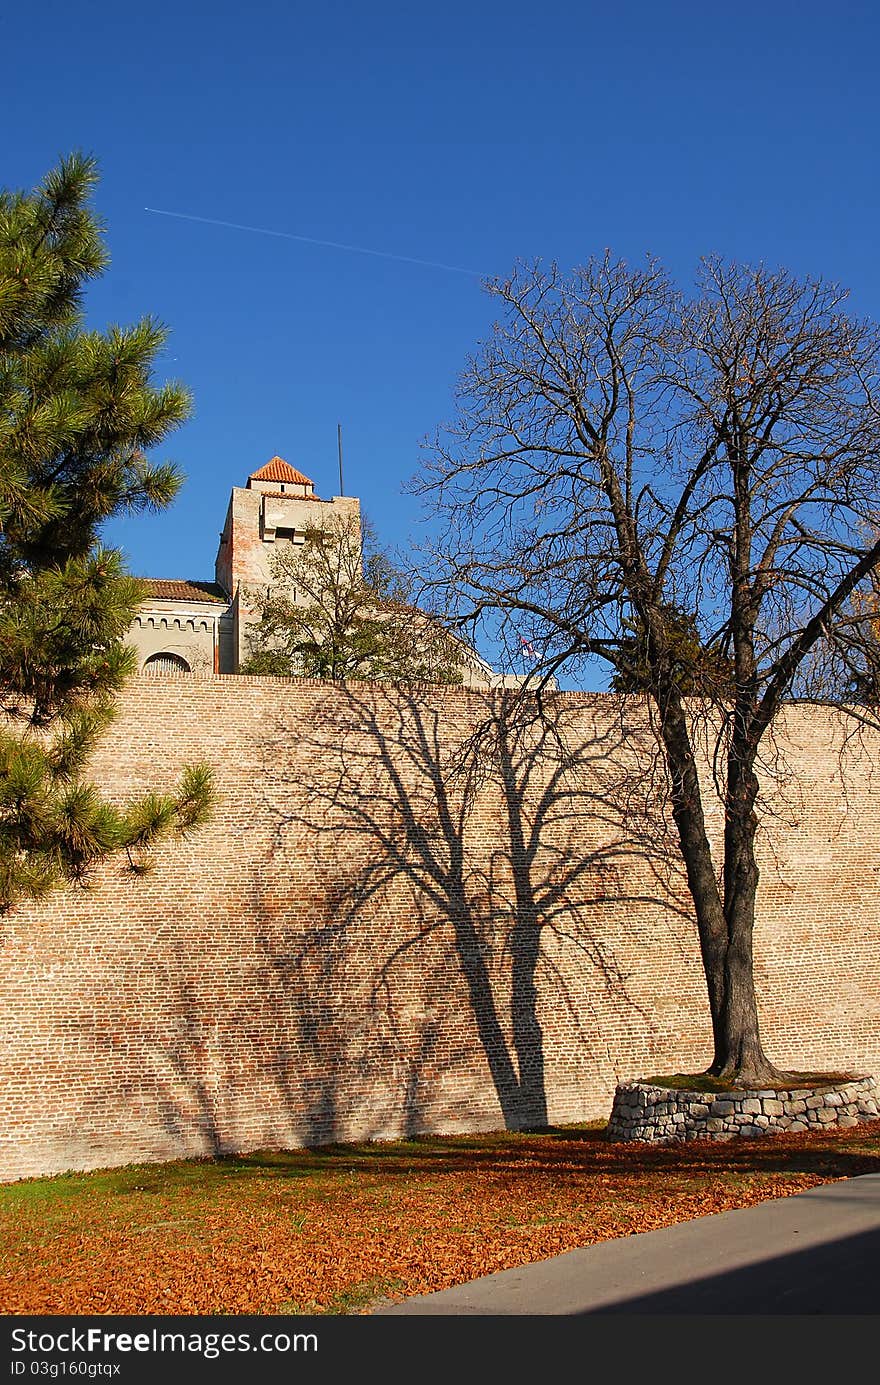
top-left (213, 1122), bottom-right (880, 1180)
top-left (10, 1122), bottom-right (879, 1205)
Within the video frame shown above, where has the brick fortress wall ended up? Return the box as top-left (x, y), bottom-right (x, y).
top-left (1, 676), bottom-right (878, 1182)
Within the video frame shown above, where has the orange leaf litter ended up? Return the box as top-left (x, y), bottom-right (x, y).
top-left (2, 1121), bottom-right (879, 1315)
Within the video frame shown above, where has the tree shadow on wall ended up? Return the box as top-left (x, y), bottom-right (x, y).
top-left (252, 685), bottom-right (691, 1134)
top-left (248, 906), bottom-right (475, 1147)
top-left (71, 936), bottom-right (436, 1161)
top-left (69, 955), bottom-right (233, 1160)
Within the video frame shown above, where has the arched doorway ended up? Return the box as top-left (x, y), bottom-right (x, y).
top-left (143, 652), bottom-right (191, 674)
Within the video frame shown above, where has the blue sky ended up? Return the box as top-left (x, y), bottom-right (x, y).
top-left (4, 1), bottom-right (880, 679)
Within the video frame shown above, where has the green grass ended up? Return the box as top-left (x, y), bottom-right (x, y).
top-left (638, 1070), bottom-right (863, 1093)
top-left (316, 1277), bottom-right (408, 1316)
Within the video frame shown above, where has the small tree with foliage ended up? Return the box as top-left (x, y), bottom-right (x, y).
top-left (0, 154), bottom-right (213, 912)
top-left (242, 511), bottom-right (466, 684)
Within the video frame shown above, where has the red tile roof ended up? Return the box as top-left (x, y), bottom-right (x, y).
top-left (256, 491), bottom-right (323, 501)
top-left (139, 580), bottom-right (228, 604)
top-left (249, 456), bottom-right (313, 486)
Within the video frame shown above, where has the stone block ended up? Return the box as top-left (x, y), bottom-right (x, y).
top-left (710, 1100), bottom-right (735, 1116)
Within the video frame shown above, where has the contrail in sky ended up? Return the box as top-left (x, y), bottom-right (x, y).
top-left (144, 206), bottom-right (481, 278)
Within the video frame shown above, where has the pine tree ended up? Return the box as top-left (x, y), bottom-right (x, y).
top-left (0, 154), bottom-right (213, 912)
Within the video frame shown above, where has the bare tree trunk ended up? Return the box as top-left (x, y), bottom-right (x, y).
top-left (659, 702), bottom-right (785, 1083)
top-left (655, 693), bottom-right (729, 1070)
top-left (714, 752), bottom-right (783, 1084)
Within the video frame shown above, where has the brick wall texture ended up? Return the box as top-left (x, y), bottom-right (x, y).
top-left (2, 675), bottom-right (879, 1182)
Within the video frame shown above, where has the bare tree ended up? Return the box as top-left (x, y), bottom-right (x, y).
top-left (414, 254), bottom-right (880, 1087)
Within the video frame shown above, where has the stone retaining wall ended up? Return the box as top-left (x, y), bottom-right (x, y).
top-left (607, 1075), bottom-right (880, 1143)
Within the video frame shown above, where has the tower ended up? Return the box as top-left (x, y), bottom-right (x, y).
top-left (214, 456), bottom-right (361, 670)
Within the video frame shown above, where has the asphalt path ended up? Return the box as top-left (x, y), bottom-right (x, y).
top-left (376, 1173), bottom-right (880, 1315)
